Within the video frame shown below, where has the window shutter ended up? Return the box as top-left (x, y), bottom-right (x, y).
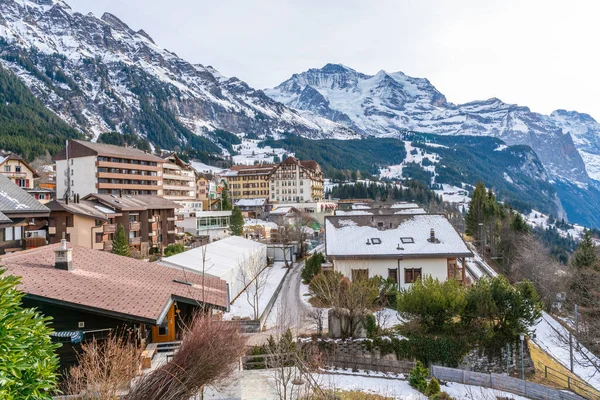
top-left (25, 179), bottom-right (30, 187)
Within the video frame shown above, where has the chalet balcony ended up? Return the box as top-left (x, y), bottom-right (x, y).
top-left (3, 171), bottom-right (27, 178)
top-left (129, 237), bottom-right (141, 246)
top-left (129, 221), bottom-right (141, 231)
top-left (151, 221), bottom-right (158, 231)
top-left (151, 235), bottom-right (159, 245)
top-left (103, 224), bottom-right (116, 234)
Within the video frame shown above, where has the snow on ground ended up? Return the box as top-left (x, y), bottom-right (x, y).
top-left (532, 312), bottom-right (600, 390)
top-left (379, 141), bottom-right (440, 180)
top-left (223, 263), bottom-right (288, 320)
top-left (226, 369), bottom-right (532, 400)
top-left (231, 137), bottom-right (291, 165)
top-left (433, 184), bottom-right (471, 206)
top-left (523, 209), bottom-right (586, 240)
top-left (190, 160), bottom-right (224, 174)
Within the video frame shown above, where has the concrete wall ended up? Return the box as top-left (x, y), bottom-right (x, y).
top-left (334, 257), bottom-right (448, 289)
top-left (65, 214), bottom-right (101, 249)
top-left (56, 156), bottom-right (97, 199)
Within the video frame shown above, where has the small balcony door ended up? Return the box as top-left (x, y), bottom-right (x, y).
top-left (151, 303), bottom-right (176, 343)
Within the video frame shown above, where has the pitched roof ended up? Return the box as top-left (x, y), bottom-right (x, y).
top-left (336, 208), bottom-right (427, 216)
top-left (46, 199), bottom-right (111, 220)
top-left (0, 244), bottom-right (228, 324)
top-left (235, 198), bottom-right (266, 207)
top-left (54, 140), bottom-right (164, 163)
top-left (0, 175), bottom-right (50, 215)
top-left (84, 194), bottom-right (180, 211)
top-left (325, 214), bottom-right (472, 259)
top-left (0, 153), bottom-right (39, 178)
top-left (0, 210), bottom-right (12, 224)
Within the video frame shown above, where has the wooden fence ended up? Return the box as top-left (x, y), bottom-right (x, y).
top-left (431, 365), bottom-right (589, 400)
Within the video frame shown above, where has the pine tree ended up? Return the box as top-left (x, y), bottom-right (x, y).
top-left (220, 186), bottom-right (232, 211)
top-left (572, 231), bottom-right (598, 270)
top-left (465, 182), bottom-right (487, 238)
top-left (230, 206), bottom-right (244, 236)
top-left (112, 223), bottom-right (131, 257)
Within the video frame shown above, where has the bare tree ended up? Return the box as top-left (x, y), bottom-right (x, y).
top-left (275, 222), bottom-right (301, 268)
top-left (63, 332), bottom-right (142, 400)
top-left (126, 314), bottom-right (245, 400)
top-left (239, 252), bottom-right (270, 320)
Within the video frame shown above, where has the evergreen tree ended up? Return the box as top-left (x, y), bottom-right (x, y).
top-left (510, 212), bottom-right (530, 233)
top-left (465, 182), bottom-right (487, 238)
top-left (572, 231), bottom-right (598, 270)
top-left (111, 224), bottom-right (131, 257)
top-left (0, 269), bottom-right (59, 398)
top-left (230, 206), bottom-right (244, 236)
top-left (220, 185), bottom-right (232, 211)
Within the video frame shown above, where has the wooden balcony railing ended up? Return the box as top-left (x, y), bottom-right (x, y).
top-left (129, 237), bottom-right (141, 246)
top-left (103, 224), bottom-right (116, 234)
top-left (129, 221), bottom-right (141, 231)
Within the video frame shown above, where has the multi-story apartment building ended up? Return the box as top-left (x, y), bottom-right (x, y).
top-left (162, 153), bottom-right (196, 202)
top-left (0, 152), bottom-right (38, 189)
top-left (54, 140), bottom-right (165, 199)
top-left (222, 164), bottom-right (277, 200)
top-left (269, 156), bottom-right (324, 203)
top-left (83, 193), bottom-right (181, 256)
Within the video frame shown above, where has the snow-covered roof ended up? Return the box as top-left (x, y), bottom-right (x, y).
top-left (270, 206), bottom-right (297, 215)
top-left (389, 203), bottom-right (421, 209)
top-left (235, 198), bottom-right (266, 207)
top-left (325, 214), bottom-right (472, 258)
top-left (336, 208), bottom-right (427, 216)
top-left (160, 236), bottom-right (266, 280)
top-left (244, 219), bottom-right (278, 229)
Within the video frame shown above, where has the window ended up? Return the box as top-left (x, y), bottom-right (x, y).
top-left (15, 165), bottom-right (21, 173)
top-left (351, 269), bottom-right (369, 281)
top-left (388, 268), bottom-right (398, 283)
top-left (377, 222), bottom-right (384, 229)
top-left (371, 238), bottom-right (382, 245)
top-left (39, 194), bottom-right (46, 200)
top-left (404, 268), bottom-right (422, 284)
top-left (14, 226), bottom-right (21, 240)
top-left (400, 237), bottom-right (414, 244)
top-left (5, 227), bottom-right (13, 241)
top-left (4, 165), bottom-right (10, 172)
top-left (95, 232), bottom-right (103, 243)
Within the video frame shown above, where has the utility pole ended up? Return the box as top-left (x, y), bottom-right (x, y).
top-left (520, 334), bottom-right (525, 380)
top-left (65, 140), bottom-right (70, 200)
top-left (570, 332), bottom-right (574, 373)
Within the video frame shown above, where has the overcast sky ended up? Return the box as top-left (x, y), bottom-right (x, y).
top-left (67, 0), bottom-right (600, 119)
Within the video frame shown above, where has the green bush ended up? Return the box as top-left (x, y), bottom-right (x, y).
top-left (365, 314), bottom-right (377, 338)
top-left (301, 252), bottom-right (325, 283)
top-left (425, 377), bottom-right (441, 396)
top-left (164, 243), bottom-right (185, 257)
top-left (408, 361), bottom-right (429, 393)
top-left (430, 392), bottom-right (455, 400)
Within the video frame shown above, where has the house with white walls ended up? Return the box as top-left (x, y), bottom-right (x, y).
top-left (325, 214), bottom-right (472, 289)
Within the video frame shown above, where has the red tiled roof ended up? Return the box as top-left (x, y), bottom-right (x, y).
top-left (0, 244), bottom-right (228, 324)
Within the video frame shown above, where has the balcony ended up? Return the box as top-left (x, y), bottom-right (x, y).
top-left (167, 216), bottom-right (177, 222)
top-left (97, 183), bottom-right (161, 191)
top-left (162, 172), bottom-right (195, 181)
top-left (103, 241), bottom-right (113, 251)
top-left (2, 171), bottom-right (27, 178)
top-left (129, 237), bottom-right (141, 246)
top-left (151, 221), bottom-right (158, 231)
top-left (151, 235), bottom-right (159, 245)
top-left (129, 221), bottom-right (141, 231)
top-left (103, 224), bottom-right (116, 234)
top-left (97, 161), bottom-right (159, 172)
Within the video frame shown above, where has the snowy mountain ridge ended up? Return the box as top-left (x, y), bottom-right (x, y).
top-left (0, 0), bottom-right (355, 148)
top-left (266, 64), bottom-right (600, 184)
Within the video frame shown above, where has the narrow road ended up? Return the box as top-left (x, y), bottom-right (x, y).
top-left (246, 244), bottom-right (325, 345)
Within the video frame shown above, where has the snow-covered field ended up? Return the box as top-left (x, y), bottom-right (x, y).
top-left (223, 263), bottom-right (288, 320)
top-left (433, 183), bottom-right (471, 206)
top-left (379, 141), bottom-right (440, 180)
top-left (204, 369), bottom-right (531, 399)
top-left (190, 160), bottom-right (225, 174)
top-left (231, 137), bottom-right (291, 165)
top-left (532, 312), bottom-right (600, 390)
top-left (523, 209), bottom-right (586, 240)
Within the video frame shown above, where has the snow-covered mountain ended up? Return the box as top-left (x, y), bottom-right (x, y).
top-left (266, 64), bottom-right (600, 184)
top-left (0, 0), bottom-right (355, 150)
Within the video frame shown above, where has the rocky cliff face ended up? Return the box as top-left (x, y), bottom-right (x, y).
top-left (267, 64), bottom-right (599, 185)
top-left (0, 0), bottom-right (354, 151)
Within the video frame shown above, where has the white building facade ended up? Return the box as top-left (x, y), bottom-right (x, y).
top-left (325, 213), bottom-right (472, 290)
top-left (269, 157), bottom-right (324, 203)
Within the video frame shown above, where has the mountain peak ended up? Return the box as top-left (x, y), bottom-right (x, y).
top-left (319, 63), bottom-right (356, 74)
top-left (101, 12), bottom-right (133, 32)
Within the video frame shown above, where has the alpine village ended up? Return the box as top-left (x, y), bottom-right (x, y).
top-left (0, 1), bottom-right (600, 399)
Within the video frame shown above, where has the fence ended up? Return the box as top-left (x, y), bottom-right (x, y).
top-left (431, 365), bottom-right (588, 400)
top-left (537, 361), bottom-right (600, 400)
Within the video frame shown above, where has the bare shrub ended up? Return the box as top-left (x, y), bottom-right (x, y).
top-left (125, 314), bottom-right (245, 400)
top-left (63, 332), bottom-right (142, 400)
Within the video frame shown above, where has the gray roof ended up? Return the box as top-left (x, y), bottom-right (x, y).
top-left (0, 175), bottom-right (50, 215)
top-left (84, 193), bottom-right (180, 211)
top-left (46, 200), bottom-right (110, 220)
top-left (0, 210), bottom-right (12, 224)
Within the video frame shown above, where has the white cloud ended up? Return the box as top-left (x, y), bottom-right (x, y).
top-left (67, 0), bottom-right (600, 119)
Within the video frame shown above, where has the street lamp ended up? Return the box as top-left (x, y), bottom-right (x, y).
top-left (520, 334), bottom-right (525, 380)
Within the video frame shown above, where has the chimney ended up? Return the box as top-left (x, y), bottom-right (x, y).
top-left (429, 228), bottom-right (436, 243)
top-left (54, 239), bottom-right (73, 271)
top-left (76, 193), bottom-right (80, 203)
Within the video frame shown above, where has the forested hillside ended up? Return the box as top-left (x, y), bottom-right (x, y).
top-left (0, 65), bottom-right (81, 160)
